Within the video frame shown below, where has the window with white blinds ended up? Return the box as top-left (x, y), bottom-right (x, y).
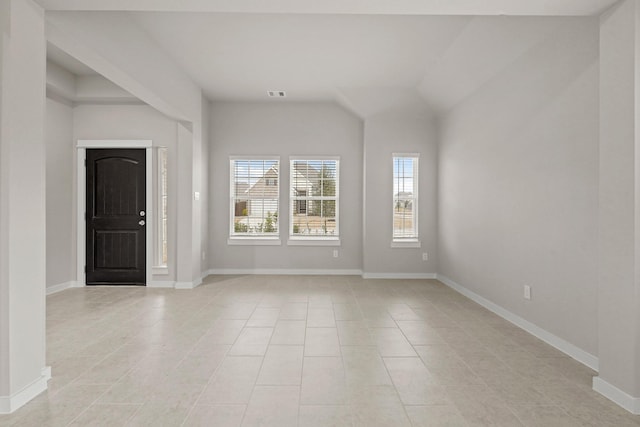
top-left (230, 158), bottom-right (279, 237)
top-left (290, 158), bottom-right (339, 238)
top-left (393, 155), bottom-right (419, 241)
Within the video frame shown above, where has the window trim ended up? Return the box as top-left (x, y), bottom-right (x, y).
top-left (229, 156), bottom-right (281, 241)
top-left (287, 237), bottom-right (340, 246)
top-left (227, 237), bottom-right (282, 246)
top-left (392, 153), bottom-right (420, 247)
top-left (288, 156), bottom-right (340, 244)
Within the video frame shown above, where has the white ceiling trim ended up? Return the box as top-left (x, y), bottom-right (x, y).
top-left (36, 0), bottom-right (618, 16)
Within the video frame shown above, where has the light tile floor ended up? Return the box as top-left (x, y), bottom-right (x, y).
top-left (1, 275), bottom-right (640, 426)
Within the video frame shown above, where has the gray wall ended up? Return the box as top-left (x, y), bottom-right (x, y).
top-left (363, 108), bottom-right (438, 276)
top-left (438, 19), bottom-right (599, 354)
top-left (200, 97), bottom-right (211, 272)
top-left (597, 0), bottom-right (640, 397)
top-left (45, 98), bottom-right (74, 289)
top-left (48, 9), bottom-right (208, 288)
top-left (73, 104), bottom-right (179, 283)
top-left (209, 101), bottom-right (363, 272)
top-left (0, 0), bottom-right (47, 400)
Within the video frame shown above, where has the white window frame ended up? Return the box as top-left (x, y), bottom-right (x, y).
top-left (391, 153), bottom-right (420, 248)
top-left (228, 156), bottom-right (281, 246)
top-left (153, 147), bottom-right (169, 274)
top-left (288, 156), bottom-right (340, 246)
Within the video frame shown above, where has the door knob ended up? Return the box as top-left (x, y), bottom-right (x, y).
top-left (140, 210), bottom-right (146, 217)
top-left (139, 220), bottom-right (145, 226)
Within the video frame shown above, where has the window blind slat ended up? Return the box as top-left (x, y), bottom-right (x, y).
top-left (290, 159), bottom-right (339, 238)
top-left (230, 158), bottom-right (279, 236)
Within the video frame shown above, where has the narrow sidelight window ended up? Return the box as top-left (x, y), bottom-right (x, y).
top-left (156, 147), bottom-right (168, 266)
top-left (393, 155), bottom-right (418, 241)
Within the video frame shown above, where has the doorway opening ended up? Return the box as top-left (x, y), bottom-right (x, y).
top-left (77, 140), bottom-right (153, 286)
top-left (86, 148), bottom-right (146, 285)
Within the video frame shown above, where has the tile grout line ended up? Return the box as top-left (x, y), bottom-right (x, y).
top-left (237, 290), bottom-right (278, 427)
top-left (181, 297), bottom-right (249, 426)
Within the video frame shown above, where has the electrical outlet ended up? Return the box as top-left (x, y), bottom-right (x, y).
top-left (333, 249), bottom-right (339, 258)
top-left (422, 252), bottom-right (428, 261)
top-left (524, 285), bottom-right (531, 300)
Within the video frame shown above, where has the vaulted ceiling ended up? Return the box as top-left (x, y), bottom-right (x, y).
top-left (40, 0), bottom-right (615, 116)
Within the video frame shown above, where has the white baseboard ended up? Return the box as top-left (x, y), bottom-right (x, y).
top-left (206, 268), bottom-right (363, 276)
top-left (175, 276), bottom-right (206, 289)
top-left (204, 269), bottom-right (434, 280)
top-left (174, 281), bottom-right (194, 289)
top-left (46, 281), bottom-right (75, 295)
top-left (147, 281), bottom-right (175, 288)
top-left (593, 376), bottom-right (640, 414)
top-left (362, 273), bottom-right (437, 279)
top-left (0, 366), bottom-right (51, 414)
top-left (193, 276), bottom-right (203, 288)
top-left (148, 272), bottom-right (205, 290)
top-left (436, 274), bottom-right (599, 371)
top-left (42, 366), bottom-right (52, 381)
top-left (175, 274), bottom-right (204, 289)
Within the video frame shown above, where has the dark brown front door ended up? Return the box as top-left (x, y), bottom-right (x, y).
top-left (86, 149), bottom-right (146, 285)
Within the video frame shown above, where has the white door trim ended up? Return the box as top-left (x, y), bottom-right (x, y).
top-left (76, 140), bottom-right (153, 286)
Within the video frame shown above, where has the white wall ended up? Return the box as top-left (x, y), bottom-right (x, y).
top-left (73, 104), bottom-right (179, 283)
top-left (438, 19), bottom-right (599, 355)
top-left (176, 122), bottom-right (194, 284)
top-left (47, 11), bottom-right (207, 288)
top-left (46, 60), bottom-right (75, 100)
top-left (200, 97), bottom-right (211, 271)
top-left (189, 93), bottom-right (211, 282)
top-left (0, 0), bottom-right (47, 408)
top-left (0, 0), bottom-right (10, 396)
top-left (209, 102), bottom-right (363, 272)
top-left (363, 108), bottom-right (438, 277)
top-left (596, 0), bottom-right (640, 401)
top-left (47, 11), bottom-right (201, 122)
top-left (45, 97), bottom-right (74, 289)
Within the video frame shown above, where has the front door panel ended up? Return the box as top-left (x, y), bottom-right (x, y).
top-left (86, 149), bottom-right (146, 285)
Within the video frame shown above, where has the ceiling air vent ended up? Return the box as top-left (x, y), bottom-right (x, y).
top-left (267, 91), bottom-right (286, 98)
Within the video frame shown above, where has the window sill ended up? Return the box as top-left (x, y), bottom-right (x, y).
top-left (152, 266), bottom-right (169, 275)
top-left (228, 237), bottom-right (282, 246)
top-left (287, 237), bottom-right (340, 247)
top-left (391, 240), bottom-right (421, 248)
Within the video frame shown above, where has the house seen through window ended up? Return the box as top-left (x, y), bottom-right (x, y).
top-left (290, 158), bottom-right (339, 238)
top-left (393, 155), bottom-right (418, 240)
top-left (230, 158), bottom-right (279, 237)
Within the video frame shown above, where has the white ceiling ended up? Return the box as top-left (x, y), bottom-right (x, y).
top-left (132, 13), bottom-right (583, 113)
top-left (40, 0), bottom-right (611, 114)
top-left (132, 13), bottom-right (470, 103)
top-left (36, 0), bottom-right (619, 16)
top-left (47, 43), bottom-right (97, 76)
